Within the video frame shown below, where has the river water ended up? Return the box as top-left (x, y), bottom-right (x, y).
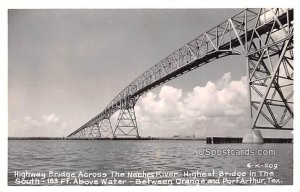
top-left (8, 140), bottom-right (293, 186)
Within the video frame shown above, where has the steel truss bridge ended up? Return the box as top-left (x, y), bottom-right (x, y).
top-left (68, 8), bottom-right (294, 138)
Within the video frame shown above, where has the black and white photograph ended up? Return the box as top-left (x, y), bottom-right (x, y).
top-left (1, 1), bottom-right (298, 191)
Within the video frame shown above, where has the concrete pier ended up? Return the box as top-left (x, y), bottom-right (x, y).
top-left (242, 130), bottom-right (264, 144)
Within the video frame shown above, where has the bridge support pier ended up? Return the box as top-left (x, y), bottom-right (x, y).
top-left (88, 124), bottom-right (101, 138)
top-left (113, 107), bottom-right (140, 138)
top-left (242, 130), bottom-right (264, 144)
top-left (246, 15), bottom-right (293, 133)
top-left (99, 118), bottom-right (113, 138)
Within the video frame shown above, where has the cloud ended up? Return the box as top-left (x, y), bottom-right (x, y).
top-left (9, 113), bottom-right (68, 137)
top-left (136, 72), bottom-right (250, 137)
top-left (141, 86), bottom-right (182, 116)
top-left (42, 113), bottom-right (59, 125)
top-left (23, 116), bottom-right (42, 127)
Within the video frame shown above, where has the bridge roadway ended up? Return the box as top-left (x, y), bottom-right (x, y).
top-left (68, 8), bottom-right (293, 138)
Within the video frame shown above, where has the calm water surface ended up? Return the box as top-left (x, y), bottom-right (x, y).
top-left (8, 140), bottom-right (293, 185)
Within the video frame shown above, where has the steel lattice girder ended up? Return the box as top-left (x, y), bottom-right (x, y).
top-left (113, 107), bottom-right (139, 138)
top-left (248, 38), bottom-right (293, 130)
top-left (98, 118), bottom-right (113, 138)
top-left (246, 8), bottom-right (293, 130)
top-left (68, 8), bottom-right (293, 138)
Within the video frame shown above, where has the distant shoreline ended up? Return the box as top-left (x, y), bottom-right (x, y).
top-left (8, 137), bottom-right (206, 141)
top-left (8, 137), bottom-right (293, 144)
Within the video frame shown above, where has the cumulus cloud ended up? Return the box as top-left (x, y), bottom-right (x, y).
top-left (9, 113), bottom-right (68, 137)
top-left (23, 116), bottom-right (42, 128)
top-left (141, 86), bottom-right (182, 116)
top-left (135, 72), bottom-right (250, 137)
top-left (42, 113), bottom-right (59, 125)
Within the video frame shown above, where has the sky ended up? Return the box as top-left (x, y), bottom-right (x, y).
top-left (8, 9), bottom-right (292, 138)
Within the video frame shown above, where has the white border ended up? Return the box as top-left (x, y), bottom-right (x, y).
top-left (0, 0), bottom-right (299, 192)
